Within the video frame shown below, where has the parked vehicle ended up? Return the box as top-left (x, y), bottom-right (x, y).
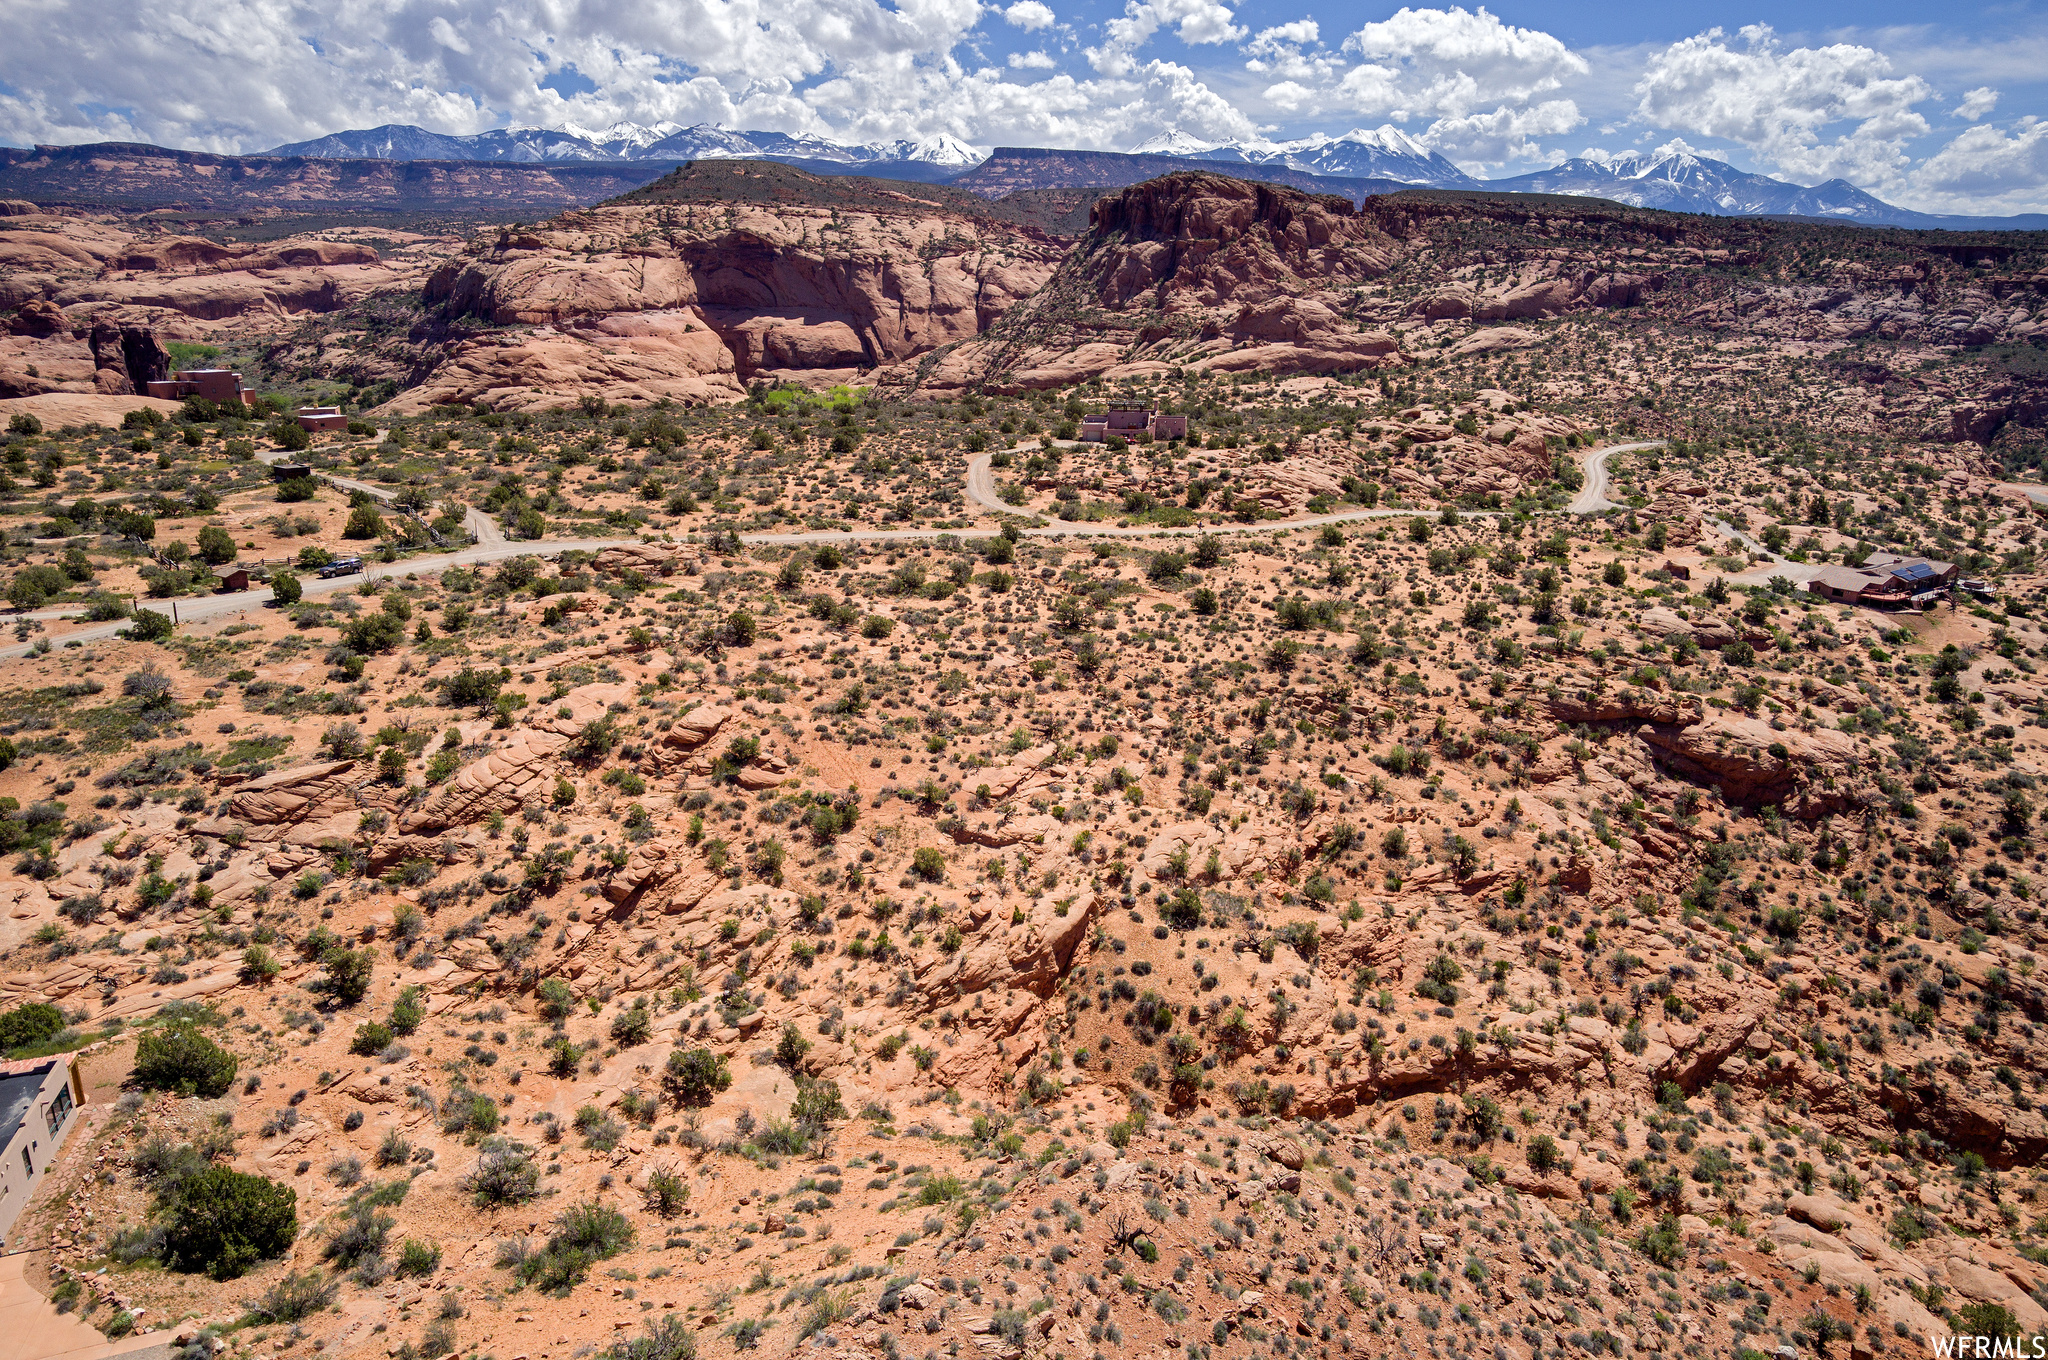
top-left (317, 557), bottom-right (364, 579)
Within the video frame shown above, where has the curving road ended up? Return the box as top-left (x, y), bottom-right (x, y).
top-left (1, 438), bottom-right (1666, 661)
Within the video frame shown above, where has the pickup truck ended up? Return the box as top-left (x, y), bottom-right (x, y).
top-left (316, 557), bottom-right (364, 579)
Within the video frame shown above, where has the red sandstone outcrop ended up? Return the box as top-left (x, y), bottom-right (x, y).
top-left (1638, 716), bottom-right (1866, 815)
top-left (1409, 269), bottom-right (1656, 322)
top-left (392, 198), bottom-right (1063, 411)
top-left (1, 212), bottom-right (437, 396)
top-left (889, 174), bottom-right (1411, 392)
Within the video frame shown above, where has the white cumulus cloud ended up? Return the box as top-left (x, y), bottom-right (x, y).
top-left (1953, 87), bottom-right (1999, 120)
top-left (1906, 118), bottom-right (2048, 213)
top-left (1428, 99), bottom-right (1582, 168)
top-left (1300, 6), bottom-right (1586, 168)
top-left (1634, 25), bottom-right (1933, 189)
top-left (1089, 0), bottom-right (1245, 77)
top-left (0, 0), bottom-right (1249, 156)
top-left (1002, 2), bottom-right (1055, 32)
top-left (1250, 20), bottom-right (1318, 52)
top-left (1337, 6), bottom-right (1586, 119)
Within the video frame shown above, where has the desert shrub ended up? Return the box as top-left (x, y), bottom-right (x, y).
top-left (133, 1133), bottom-right (207, 1186)
top-left (513, 1201), bottom-right (635, 1296)
top-left (162, 1166), bottom-right (298, 1279)
top-left (1889, 1206), bottom-right (1938, 1245)
top-left (1955, 1303), bottom-right (2021, 1339)
top-left (465, 1139), bottom-right (539, 1206)
top-left (603, 1316), bottom-right (697, 1360)
top-left (752, 1118), bottom-right (808, 1155)
top-left (421, 1319), bottom-right (458, 1357)
top-left (536, 976), bottom-right (574, 1019)
top-left (125, 609), bottom-right (175, 642)
top-left (1637, 1214), bottom-right (1682, 1268)
top-left (313, 947), bottom-right (373, 1004)
top-left (107, 1223), bottom-right (167, 1264)
top-left (397, 1238), bottom-right (442, 1277)
top-left (641, 1164), bottom-right (689, 1217)
top-left (0, 1001), bottom-right (65, 1051)
top-left (1160, 888), bottom-right (1203, 930)
top-left (133, 1023), bottom-right (238, 1097)
top-left (322, 1203), bottom-right (391, 1268)
top-left (663, 1048), bottom-right (730, 1108)
top-left (436, 1083), bottom-right (497, 1136)
top-left (797, 1290), bottom-right (855, 1341)
top-left (389, 986), bottom-right (425, 1036)
top-left (610, 1001), bottom-right (652, 1046)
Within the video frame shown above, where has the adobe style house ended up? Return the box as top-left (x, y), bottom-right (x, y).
top-left (1806, 553), bottom-right (1959, 606)
top-left (146, 368), bottom-right (250, 406)
top-left (0, 1055), bottom-right (84, 1248)
top-left (1078, 408), bottom-right (1190, 442)
top-left (296, 406), bottom-right (348, 432)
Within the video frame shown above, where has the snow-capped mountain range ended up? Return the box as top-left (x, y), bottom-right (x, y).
top-left (1139, 132), bottom-right (2047, 229)
top-left (1485, 149), bottom-right (1985, 229)
top-left (265, 122), bottom-right (986, 172)
top-left (1130, 125), bottom-right (1478, 187)
top-left (258, 122), bottom-right (2044, 229)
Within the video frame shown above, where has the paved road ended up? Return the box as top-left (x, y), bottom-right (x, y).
top-left (0, 437), bottom-right (1666, 661)
top-left (1567, 440), bottom-right (1665, 515)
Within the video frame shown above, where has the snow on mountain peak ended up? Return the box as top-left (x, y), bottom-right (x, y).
top-left (1129, 128), bottom-right (1230, 157)
top-left (897, 134), bottom-right (985, 167)
top-left (1329, 125), bottom-right (1431, 158)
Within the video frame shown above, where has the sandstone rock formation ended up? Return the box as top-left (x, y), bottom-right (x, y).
top-left (87, 319), bottom-right (169, 395)
top-left (891, 174), bottom-right (1411, 392)
top-left (391, 175), bottom-right (1064, 411)
top-left (1639, 715), bottom-right (1866, 815)
top-left (0, 208), bottom-right (439, 397)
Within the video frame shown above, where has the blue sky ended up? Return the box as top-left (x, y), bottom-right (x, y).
top-left (4, 2), bottom-right (2048, 213)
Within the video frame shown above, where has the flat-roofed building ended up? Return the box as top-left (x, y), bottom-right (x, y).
top-left (0, 1056), bottom-right (83, 1248)
top-left (146, 369), bottom-right (250, 406)
top-left (1078, 408), bottom-right (1188, 441)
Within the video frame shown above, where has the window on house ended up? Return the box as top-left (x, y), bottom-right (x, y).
top-left (19, 1146), bottom-right (30, 1178)
top-left (46, 1086), bottom-right (73, 1136)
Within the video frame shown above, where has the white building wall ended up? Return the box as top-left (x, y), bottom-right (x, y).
top-left (0, 1060), bottom-right (83, 1249)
